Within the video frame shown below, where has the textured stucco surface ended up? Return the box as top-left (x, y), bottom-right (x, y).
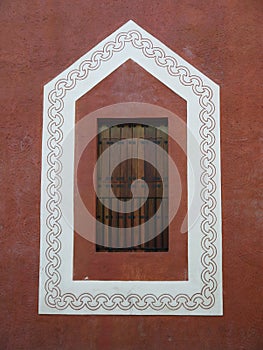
top-left (0, 1), bottom-right (262, 349)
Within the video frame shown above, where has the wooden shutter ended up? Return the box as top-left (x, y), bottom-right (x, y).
top-left (96, 120), bottom-right (168, 252)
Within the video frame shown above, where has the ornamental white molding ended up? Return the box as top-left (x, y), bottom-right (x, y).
top-left (39, 20), bottom-right (222, 315)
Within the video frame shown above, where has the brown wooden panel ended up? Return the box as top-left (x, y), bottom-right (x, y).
top-left (97, 121), bottom-right (168, 252)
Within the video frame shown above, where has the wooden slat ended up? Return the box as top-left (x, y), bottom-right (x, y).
top-left (162, 197), bottom-right (169, 250)
top-left (137, 125), bottom-right (145, 248)
top-left (155, 197), bottom-right (163, 249)
top-left (156, 127), bottom-right (164, 198)
top-left (145, 198), bottom-right (156, 251)
top-left (96, 196), bottom-right (103, 250)
top-left (120, 125), bottom-right (134, 249)
top-left (108, 125), bottom-right (120, 248)
top-left (100, 126), bottom-right (110, 248)
top-left (144, 125), bottom-right (156, 184)
top-left (162, 125), bottom-right (169, 251)
top-left (121, 125), bottom-right (132, 197)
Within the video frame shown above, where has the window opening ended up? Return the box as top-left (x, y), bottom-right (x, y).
top-left (96, 119), bottom-right (168, 252)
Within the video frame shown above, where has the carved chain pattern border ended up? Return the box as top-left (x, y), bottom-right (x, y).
top-left (45, 30), bottom-right (217, 311)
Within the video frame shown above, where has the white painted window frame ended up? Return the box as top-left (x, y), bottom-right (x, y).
top-left (39, 20), bottom-right (222, 315)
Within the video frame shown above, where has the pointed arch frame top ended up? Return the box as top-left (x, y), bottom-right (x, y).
top-left (39, 20), bottom-right (222, 315)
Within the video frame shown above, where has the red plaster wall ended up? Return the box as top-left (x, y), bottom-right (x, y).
top-left (0, 1), bottom-right (262, 349)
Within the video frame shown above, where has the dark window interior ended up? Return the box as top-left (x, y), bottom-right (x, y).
top-left (96, 118), bottom-right (168, 252)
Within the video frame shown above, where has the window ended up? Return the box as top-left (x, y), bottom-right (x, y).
top-left (96, 119), bottom-right (168, 252)
top-left (40, 21), bottom-right (222, 315)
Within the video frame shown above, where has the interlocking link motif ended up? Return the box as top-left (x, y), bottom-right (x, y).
top-left (45, 30), bottom-right (217, 311)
